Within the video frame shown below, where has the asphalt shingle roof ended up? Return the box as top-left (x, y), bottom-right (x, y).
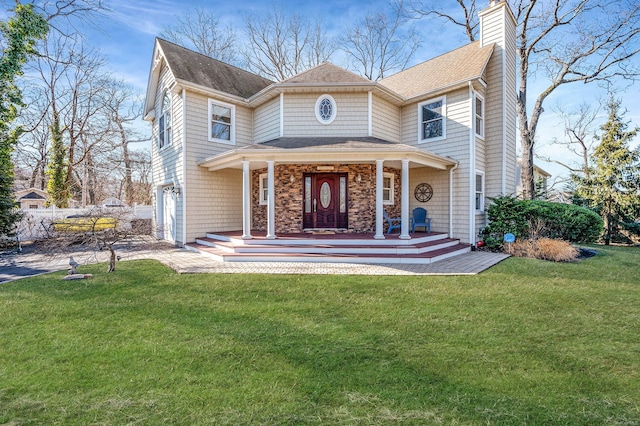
top-left (157, 38), bottom-right (274, 99)
top-left (379, 41), bottom-right (495, 99)
top-left (253, 137), bottom-right (400, 150)
top-left (281, 62), bottom-right (372, 85)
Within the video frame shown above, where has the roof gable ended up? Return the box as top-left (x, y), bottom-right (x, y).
top-left (19, 191), bottom-right (46, 200)
top-left (281, 62), bottom-right (372, 85)
top-left (15, 188), bottom-right (48, 200)
top-left (156, 38), bottom-right (274, 99)
top-left (379, 42), bottom-right (494, 99)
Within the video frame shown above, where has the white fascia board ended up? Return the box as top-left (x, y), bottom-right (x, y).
top-left (247, 82), bottom-right (404, 108)
top-left (143, 43), bottom-right (163, 118)
top-left (402, 80), bottom-right (478, 106)
top-left (199, 147), bottom-right (456, 172)
top-left (174, 79), bottom-right (250, 106)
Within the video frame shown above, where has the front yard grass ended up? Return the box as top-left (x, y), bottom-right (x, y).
top-left (1, 245), bottom-right (638, 424)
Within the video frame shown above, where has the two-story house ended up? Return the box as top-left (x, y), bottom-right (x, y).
top-left (144, 1), bottom-right (517, 264)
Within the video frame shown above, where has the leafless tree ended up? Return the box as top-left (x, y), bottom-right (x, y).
top-left (14, 85), bottom-right (52, 190)
top-left (42, 207), bottom-right (150, 272)
top-left (20, 32), bottom-right (147, 206)
top-left (400, 0), bottom-right (640, 199)
top-left (12, 0), bottom-right (153, 208)
top-left (101, 79), bottom-right (151, 205)
top-left (343, 4), bottom-right (421, 80)
top-left (243, 4), bottom-right (336, 80)
top-left (32, 0), bottom-right (106, 36)
top-left (160, 7), bottom-right (239, 65)
top-left (540, 101), bottom-right (602, 179)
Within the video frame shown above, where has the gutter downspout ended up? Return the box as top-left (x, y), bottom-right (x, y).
top-left (181, 88), bottom-right (187, 246)
top-left (469, 82), bottom-right (476, 246)
top-left (449, 162), bottom-right (459, 238)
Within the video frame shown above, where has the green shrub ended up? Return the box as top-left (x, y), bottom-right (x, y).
top-left (528, 200), bottom-right (603, 243)
top-left (481, 196), bottom-right (530, 250)
top-left (481, 196), bottom-right (603, 249)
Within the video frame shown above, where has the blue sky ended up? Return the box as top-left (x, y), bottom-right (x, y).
top-left (78, 0), bottom-right (475, 90)
top-left (3, 0), bottom-right (639, 183)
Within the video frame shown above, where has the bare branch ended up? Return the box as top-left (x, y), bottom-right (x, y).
top-left (160, 7), bottom-right (239, 65)
top-left (399, 0), bottom-right (478, 41)
top-left (415, 0), bottom-right (640, 199)
top-left (242, 4), bottom-right (335, 80)
top-left (343, 4), bottom-right (421, 80)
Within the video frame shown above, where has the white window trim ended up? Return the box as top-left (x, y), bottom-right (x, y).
top-left (383, 172), bottom-right (394, 205)
top-left (208, 99), bottom-right (236, 145)
top-left (475, 171), bottom-right (485, 212)
top-left (314, 94), bottom-right (337, 125)
top-left (259, 173), bottom-right (268, 205)
top-left (158, 90), bottom-right (172, 150)
top-left (418, 95), bottom-right (446, 143)
top-left (475, 93), bottom-right (485, 140)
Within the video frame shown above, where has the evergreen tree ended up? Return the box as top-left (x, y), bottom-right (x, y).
top-left (46, 112), bottom-right (69, 208)
top-left (0, 3), bottom-right (48, 236)
top-left (573, 99), bottom-right (640, 245)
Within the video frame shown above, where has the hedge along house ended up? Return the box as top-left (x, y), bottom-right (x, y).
top-left (144, 1), bottom-right (517, 263)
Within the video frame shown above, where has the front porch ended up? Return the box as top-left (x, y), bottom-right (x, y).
top-left (186, 230), bottom-right (471, 264)
top-left (197, 137), bottom-right (461, 243)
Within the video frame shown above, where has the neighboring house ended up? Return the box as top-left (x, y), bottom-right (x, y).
top-left (15, 188), bottom-right (49, 210)
top-left (144, 1), bottom-right (517, 263)
top-left (516, 158), bottom-right (551, 199)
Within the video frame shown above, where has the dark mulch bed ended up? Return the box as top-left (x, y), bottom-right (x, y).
top-left (577, 247), bottom-right (597, 260)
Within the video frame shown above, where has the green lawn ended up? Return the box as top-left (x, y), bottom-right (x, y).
top-left (1, 246), bottom-right (638, 425)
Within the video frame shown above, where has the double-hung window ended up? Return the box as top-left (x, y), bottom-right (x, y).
top-left (475, 94), bottom-right (484, 138)
top-left (209, 99), bottom-right (235, 145)
top-left (158, 91), bottom-right (172, 149)
top-left (475, 172), bottom-right (485, 211)
top-left (259, 173), bottom-right (268, 205)
top-left (383, 172), bottom-right (394, 205)
top-left (419, 96), bottom-right (446, 142)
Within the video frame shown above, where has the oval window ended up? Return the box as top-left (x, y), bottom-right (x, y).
top-left (320, 182), bottom-right (331, 208)
top-left (314, 94), bottom-right (337, 124)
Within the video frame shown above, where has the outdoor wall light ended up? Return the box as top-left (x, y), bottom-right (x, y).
top-left (290, 175), bottom-right (295, 183)
top-left (356, 174), bottom-right (362, 183)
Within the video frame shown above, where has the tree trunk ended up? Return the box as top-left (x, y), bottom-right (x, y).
top-left (107, 245), bottom-right (117, 272)
top-left (118, 120), bottom-right (134, 205)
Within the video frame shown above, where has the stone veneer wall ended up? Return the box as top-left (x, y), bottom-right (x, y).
top-left (252, 164), bottom-right (401, 234)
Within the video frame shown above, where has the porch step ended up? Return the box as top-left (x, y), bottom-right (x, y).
top-left (186, 231), bottom-right (471, 264)
top-left (205, 231), bottom-right (449, 246)
top-left (194, 236), bottom-right (461, 255)
top-left (185, 242), bottom-right (470, 264)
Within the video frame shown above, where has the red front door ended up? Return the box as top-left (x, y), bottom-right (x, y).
top-left (303, 173), bottom-right (348, 229)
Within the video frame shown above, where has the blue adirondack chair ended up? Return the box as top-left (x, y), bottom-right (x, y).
top-left (411, 207), bottom-right (431, 233)
top-left (383, 211), bottom-right (402, 234)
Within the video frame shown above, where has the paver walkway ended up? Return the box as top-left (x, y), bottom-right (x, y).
top-left (1, 237), bottom-right (510, 283)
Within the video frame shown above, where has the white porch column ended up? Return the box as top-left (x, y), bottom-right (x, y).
top-left (374, 159), bottom-right (385, 239)
top-left (400, 159), bottom-right (411, 239)
top-left (266, 160), bottom-right (276, 239)
top-left (241, 160), bottom-right (252, 239)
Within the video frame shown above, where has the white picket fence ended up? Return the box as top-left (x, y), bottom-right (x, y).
top-left (16, 205), bottom-right (153, 241)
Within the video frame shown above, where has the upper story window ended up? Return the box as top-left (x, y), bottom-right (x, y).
top-left (475, 94), bottom-right (485, 139)
top-left (315, 94), bottom-right (337, 124)
top-left (418, 96), bottom-right (446, 142)
top-left (209, 99), bottom-right (235, 145)
top-left (383, 172), bottom-right (394, 205)
top-left (158, 91), bottom-right (172, 149)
